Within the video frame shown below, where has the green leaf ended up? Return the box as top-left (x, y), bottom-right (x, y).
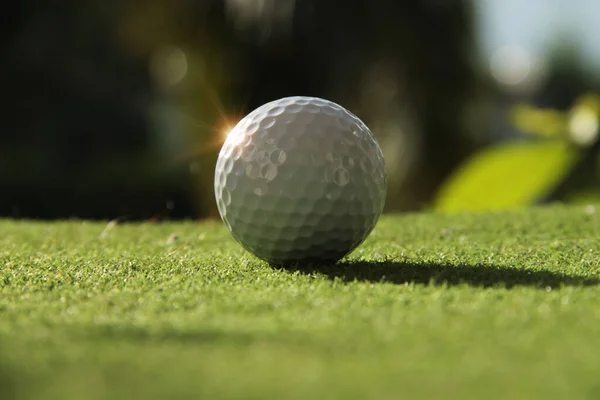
top-left (434, 141), bottom-right (578, 213)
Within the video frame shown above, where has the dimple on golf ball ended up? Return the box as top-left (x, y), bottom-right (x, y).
top-left (214, 96), bottom-right (386, 265)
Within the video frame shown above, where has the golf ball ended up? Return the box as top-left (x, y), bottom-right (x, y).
top-left (214, 96), bottom-right (386, 265)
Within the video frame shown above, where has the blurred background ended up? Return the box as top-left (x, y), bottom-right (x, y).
top-left (2, 0), bottom-right (600, 220)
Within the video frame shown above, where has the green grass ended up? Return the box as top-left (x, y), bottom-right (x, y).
top-left (2, 204), bottom-right (600, 399)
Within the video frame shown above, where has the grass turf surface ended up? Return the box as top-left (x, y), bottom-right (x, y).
top-left (2, 204), bottom-right (600, 399)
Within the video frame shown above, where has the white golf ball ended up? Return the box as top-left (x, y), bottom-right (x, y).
top-left (214, 96), bottom-right (386, 265)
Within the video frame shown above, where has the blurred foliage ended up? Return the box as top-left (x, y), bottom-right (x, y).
top-left (3, 1), bottom-right (599, 219)
top-left (435, 93), bottom-right (600, 213)
top-left (511, 94), bottom-right (600, 142)
top-left (510, 105), bottom-right (566, 139)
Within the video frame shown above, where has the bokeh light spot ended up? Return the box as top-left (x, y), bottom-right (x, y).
top-left (569, 107), bottom-right (599, 147)
top-left (150, 45), bottom-right (188, 88)
top-left (490, 44), bottom-right (546, 93)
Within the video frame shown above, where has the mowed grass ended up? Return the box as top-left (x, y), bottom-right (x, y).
top-left (2, 205), bottom-right (600, 399)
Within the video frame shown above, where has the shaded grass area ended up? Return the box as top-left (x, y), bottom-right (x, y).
top-left (291, 259), bottom-right (600, 288)
top-left (2, 204), bottom-right (600, 399)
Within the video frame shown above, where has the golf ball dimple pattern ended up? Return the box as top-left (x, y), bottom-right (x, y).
top-left (215, 96), bottom-right (386, 264)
